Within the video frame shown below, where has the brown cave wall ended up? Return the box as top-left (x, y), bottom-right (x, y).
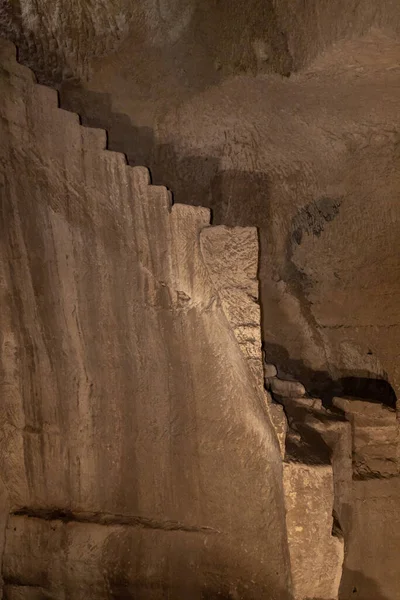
top-left (0, 41), bottom-right (292, 599)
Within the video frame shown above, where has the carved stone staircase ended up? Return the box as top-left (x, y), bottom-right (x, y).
top-left (0, 37), bottom-right (345, 600)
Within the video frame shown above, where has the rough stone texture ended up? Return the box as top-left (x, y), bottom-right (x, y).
top-left (0, 40), bottom-right (292, 598)
top-left (281, 388), bottom-right (400, 599)
top-left (3, 0), bottom-right (400, 85)
top-left (283, 462), bottom-right (344, 600)
top-left (332, 397), bottom-right (400, 599)
top-left (280, 397), bottom-right (353, 531)
top-left (339, 478), bottom-right (400, 600)
top-left (200, 226), bottom-right (263, 389)
top-left (277, 392), bottom-right (352, 600)
top-left (200, 225), bottom-right (289, 458)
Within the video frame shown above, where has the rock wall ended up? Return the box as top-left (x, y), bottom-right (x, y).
top-left (0, 39), bottom-right (292, 599)
top-left (2, 0), bottom-right (400, 84)
top-left (334, 397), bottom-right (400, 600)
top-left (3, 2), bottom-right (398, 413)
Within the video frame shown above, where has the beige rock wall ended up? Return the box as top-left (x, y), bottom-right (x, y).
top-left (0, 39), bottom-right (292, 599)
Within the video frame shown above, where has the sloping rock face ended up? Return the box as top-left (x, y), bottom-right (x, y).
top-left (0, 39), bottom-right (292, 599)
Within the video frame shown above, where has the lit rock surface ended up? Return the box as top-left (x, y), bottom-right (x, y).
top-left (0, 39), bottom-right (291, 599)
top-left (283, 462), bottom-right (344, 600)
top-left (200, 225), bottom-right (263, 388)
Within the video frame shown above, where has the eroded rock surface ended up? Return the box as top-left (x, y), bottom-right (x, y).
top-left (0, 39), bottom-right (291, 599)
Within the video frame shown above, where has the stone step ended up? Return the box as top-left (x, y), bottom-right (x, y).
top-left (269, 377), bottom-right (306, 398)
top-left (130, 166), bottom-right (151, 189)
top-left (81, 126), bottom-right (107, 152)
top-left (34, 84), bottom-right (59, 108)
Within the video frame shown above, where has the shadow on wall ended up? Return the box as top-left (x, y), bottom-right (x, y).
top-left (339, 569), bottom-right (391, 600)
top-left (59, 87), bottom-right (157, 167)
top-left (58, 88), bottom-right (273, 224)
top-left (263, 341), bottom-right (398, 409)
top-left (59, 86), bottom-right (224, 208)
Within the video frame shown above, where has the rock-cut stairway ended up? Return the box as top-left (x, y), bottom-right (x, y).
top-left (0, 37), bottom-right (347, 600)
top-left (0, 37), bottom-right (296, 599)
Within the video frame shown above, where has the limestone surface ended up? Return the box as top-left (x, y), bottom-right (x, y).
top-left (0, 39), bottom-right (291, 599)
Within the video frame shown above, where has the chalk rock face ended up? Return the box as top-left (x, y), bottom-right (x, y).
top-left (0, 39), bottom-right (291, 599)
